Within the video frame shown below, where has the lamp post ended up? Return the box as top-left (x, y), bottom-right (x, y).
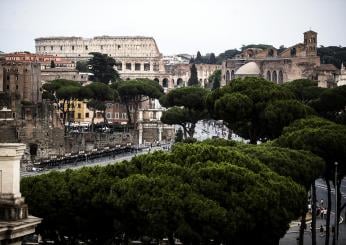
top-left (334, 161), bottom-right (338, 245)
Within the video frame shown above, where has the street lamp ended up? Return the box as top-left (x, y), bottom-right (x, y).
top-left (334, 161), bottom-right (338, 245)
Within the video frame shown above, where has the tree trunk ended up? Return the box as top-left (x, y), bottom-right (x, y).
top-left (336, 179), bottom-right (341, 241)
top-left (325, 180), bottom-right (331, 245)
top-left (125, 101), bottom-right (132, 125)
top-left (92, 108), bottom-right (96, 132)
top-left (187, 123), bottom-right (196, 138)
top-left (299, 211), bottom-right (306, 245)
top-left (181, 125), bottom-right (188, 139)
top-left (312, 182), bottom-right (317, 245)
top-left (168, 233), bottom-right (175, 245)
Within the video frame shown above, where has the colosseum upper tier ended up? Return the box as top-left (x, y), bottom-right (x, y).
top-left (35, 36), bottom-right (168, 82)
top-left (35, 36), bottom-right (162, 59)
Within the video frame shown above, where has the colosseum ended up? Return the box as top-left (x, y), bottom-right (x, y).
top-left (35, 36), bottom-right (173, 89)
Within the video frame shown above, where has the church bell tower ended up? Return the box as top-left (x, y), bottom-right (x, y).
top-left (304, 30), bottom-right (318, 56)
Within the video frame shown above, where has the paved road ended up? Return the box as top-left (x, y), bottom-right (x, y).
top-left (280, 178), bottom-right (346, 245)
top-left (20, 146), bottom-right (169, 178)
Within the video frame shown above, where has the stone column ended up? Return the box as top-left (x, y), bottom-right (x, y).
top-left (138, 123), bottom-right (143, 145)
top-left (138, 110), bottom-right (143, 121)
top-left (0, 143), bottom-right (42, 245)
top-left (158, 126), bottom-right (163, 142)
top-left (0, 143), bottom-right (26, 201)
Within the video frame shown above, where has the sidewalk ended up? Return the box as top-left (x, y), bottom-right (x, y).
top-left (280, 214), bottom-right (346, 245)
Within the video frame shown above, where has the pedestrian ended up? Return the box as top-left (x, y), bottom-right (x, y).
top-left (322, 208), bottom-right (327, 219)
top-left (320, 199), bottom-right (324, 207)
top-left (320, 207), bottom-right (324, 219)
top-left (320, 225), bottom-right (324, 237)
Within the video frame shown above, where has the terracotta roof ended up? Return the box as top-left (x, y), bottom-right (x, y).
top-left (316, 64), bottom-right (338, 71)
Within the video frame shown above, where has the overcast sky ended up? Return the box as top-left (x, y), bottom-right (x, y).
top-left (1, 0), bottom-right (345, 55)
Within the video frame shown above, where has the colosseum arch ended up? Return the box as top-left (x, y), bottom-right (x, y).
top-left (272, 71), bottom-right (278, 83)
top-left (177, 78), bottom-right (183, 87)
top-left (231, 70), bottom-right (235, 80)
top-left (154, 78), bottom-right (159, 83)
top-left (278, 71), bottom-right (283, 84)
top-left (162, 78), bottom-right (169, 88)
top-left (266, 71), bottom-right (271, 81)
top-left (226, 70), bottom-right (230, 83)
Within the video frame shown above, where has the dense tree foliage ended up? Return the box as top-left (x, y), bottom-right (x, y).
top-left (42, 79), bottom-right (82, 133)
top-left (84, 82), bottom-right (115, 127)
top-left (275, 116), bottom-right (346, 244)
top-left (208, 69), bottom-right (221, 90)
top-left (318, 46), bottom-right (346, 68)
top-left (309, 85), bottom-right (346, 124)
top-left (195, 51), bottom-right (203, 64)
top-left (22, 142), bottom-right (316, 245)
top-left (207, 77), bottom-right (313, 143)
top-left (88, 52), bottom-right (119, 84)
top-left (160, 87), bottom-right (209, 138)
top-left (283, 79), bottom-right (325, 104)
top-left (188, 64), bottom-right (199, 86)
top-left (76, 60), bottom-right (90, 72)
top-left (113, 79), bottom-right (164, 124)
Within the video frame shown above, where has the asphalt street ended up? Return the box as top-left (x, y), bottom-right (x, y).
top-left (280, 178), bottom-right (346, 245)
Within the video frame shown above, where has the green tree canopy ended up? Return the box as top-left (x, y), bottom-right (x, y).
top-left (42, 79), bottom-right (82, 133)
top-left (208, 69), bottom-right (221, 90)
top-left (21, 142), bottom-right (309, 245)
top-left (283, 79), bottom-right (325, 103)
top-left (160, 87), bottom-right (209, 138)
top-left (113, 79), bottom-right (164, 124)
top-left (88, 52), bottom-right (119, 84)
top-left (188, 64), bottom-right (199, 86)
top-left (76, 60), bottom-right (90, 72)
top-left (309, 85), bottom-right (346, 124)
top-left (207, 77), bottom-right (313, 143)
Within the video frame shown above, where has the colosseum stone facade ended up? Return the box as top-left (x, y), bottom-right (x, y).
top-left (35, 36), bottom-right (173, 88)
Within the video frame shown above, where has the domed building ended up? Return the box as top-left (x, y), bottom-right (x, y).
top-left (234, 61), bottom-right (260, 78)
top-left (221, 30), bottom-right (329, 86)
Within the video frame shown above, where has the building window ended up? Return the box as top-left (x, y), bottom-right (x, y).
top-left (118, 45), bottom-right (121, 49)
top-left (126, 63), bottom-right (132, 70)
top-left (106, 112), bottom-right (111, 119)
top-left (16, 85), bottom-right (18, 90)
top-left (144, 63), bottom-right (150, 71)
top-left (85, 112), bottom-right (89, 118)
top-left (122, 113), bottom-right (127, 119)
top-left (115, 113), bottom-right (119, 119)
top-left (6, 75), bottom-right (10, 81)
top-left (6, 85), bottom-right (9, 90)
top-left (135, 63), bottom-right (141, 71)
top-left (77, 113), bottom-right (81, 119)
top-left (72, 45), bottom-right (74, 51)
top-left (117, 63), bottom-right (122, 71)
top-left (85, 45), bottom-right (88, 50)
top-left (153, 63), bottom-right (159, 71)
top-left (51, 46), bottom-right (53, 51)
top-left (60, 46), bottom-right (63, 51)
top-left (43, 46), bottom-right (46, 51)
top-left (101, 45), bottom-right (103, 50)
top-left (77, 103), bottom-right (81, 108)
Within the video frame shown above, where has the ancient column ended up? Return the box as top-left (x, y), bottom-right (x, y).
top-left (0, 143), bottom-right (42, 245)
top-left (138, 124), bottom-right (143, 145)
top-left (158, 126), bottom-right (163, 142)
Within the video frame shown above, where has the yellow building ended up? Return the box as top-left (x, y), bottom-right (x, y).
top-left (58, 100), bottom-right (103, 125)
